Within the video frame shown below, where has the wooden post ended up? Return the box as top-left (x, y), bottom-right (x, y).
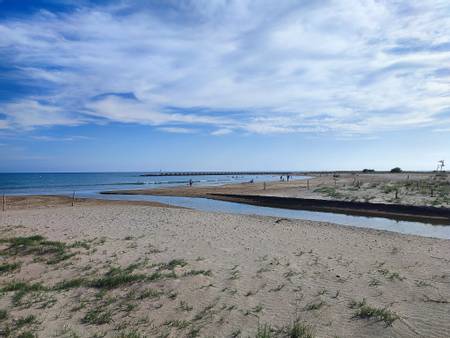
top-left (72, 191), bottom-right (75, 207)
top-left (307, 180), bottom-right (310, 190)
top-left (263, 182), bottom-right (266, 190)
top-left (2, 194), bottom-right (5, 212)
top-left (395, 189), bottom-right (398, 199)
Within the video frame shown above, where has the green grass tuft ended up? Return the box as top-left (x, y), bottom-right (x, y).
top-left (353, 304), bottom-right (399, 326)
top-left (0, 262), bottom-right (21, 273)
top-left (82, 307), bottom-right (112, 325)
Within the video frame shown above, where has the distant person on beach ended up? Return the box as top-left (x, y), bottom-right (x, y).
top-left (189, 179), bottom-right (193, 187)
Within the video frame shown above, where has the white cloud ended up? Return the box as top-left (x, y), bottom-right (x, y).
top-left (211, 128), bottom-right (232, 136)
top-left (157, 127), bottom-right (197, 134)
top-left (0, 0), bottom-right (449, 135)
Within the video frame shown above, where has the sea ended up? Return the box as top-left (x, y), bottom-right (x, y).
top-left (0, 172), bottom-right (296, 196)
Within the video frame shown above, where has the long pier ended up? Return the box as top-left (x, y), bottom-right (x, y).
top-left (140, 171), bottom-right (299, 177)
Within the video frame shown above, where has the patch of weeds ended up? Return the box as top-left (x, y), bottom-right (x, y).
top-left (305, 301), bottom-right (324, 311)
top-left (125, 303), bottom-right (137, 313)
top-left (164, 320), bottom-right (191, 329)
top-left (252, 304), bottom-right (263, 313)
top-left (349, 298), bottom-right (366, 309)
top-left (314, 187), bottom-right (343, 199)
top-left (0, 262), bottom-right (21, 273)
top-left (69, 240), bottom-right (91, 250)
top-left (55, 278), bottom-right (87, 290)
top-left (0, 309), bottom-right (7, 321)
top-left (147, 271), bottom-right (177, 282)
top-left (82, 307), bottom-right (112, 325)
top-left (186, 327), bottom-right (200, 338)
top-left (281, 320), bottom-right (315, 338)
top-left (193, 303), bottom-right (215, 321)
top-left (269, 284), bottom-right (285, 292)
top-left (415, 280), bottom-right (431, 287)
top-left (179, 300), bottom-right (193, 312)
top-left (167, 291), bottom-right (178, 300)
top-left (257, 267), bottom-right (270, 274)
top-left (0, 235), bottom-right (75, 265)
top-left (230, 329), bottom-right (241, 337)
top-left (369, 278), bottom-right (381, 287)
top-left (17, 332), bottom-right (37, 338)
top-left (158, 259), bottom-right (187, 271)
top-left (184, 269), bottom-right (212, 277)
top-left (89, 268), bottom-right (147, 289)
top-left (255, 324), bottom-right (274, 338)
top-left (1, 281), bottom-right (47, 306)
top-left (283, 270), bottom-right (299, 280)
top-left (117, 330), bottom-right (143, 338)
top-left (378, 268), bottom-right (405, 281)
top-left (353, 304), bottom-right (399, 326)
top-left (15, 314), bottom-right (37, 328)
top-left (229, 269), bottom-right (240, 280)
top-left (134, 288), bottom-right (162, 300)
top-left (317, 289), bottom-right (327, 296)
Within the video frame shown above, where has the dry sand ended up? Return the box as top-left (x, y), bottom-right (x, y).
top-left (1, 202), bottom-right (450, 337)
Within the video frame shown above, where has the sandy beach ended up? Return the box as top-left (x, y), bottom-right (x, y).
top-left (1, 201), bottom-right (450, 337)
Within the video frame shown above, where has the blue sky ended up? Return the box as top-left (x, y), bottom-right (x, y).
top-left (0, 0), bottom-right (449, 172)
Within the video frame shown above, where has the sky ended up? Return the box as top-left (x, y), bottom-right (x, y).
top-left (0, 0), bottom-right (449, 172)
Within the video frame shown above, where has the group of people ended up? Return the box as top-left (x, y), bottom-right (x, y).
top-left (280, 175), bottom-right (291, 182)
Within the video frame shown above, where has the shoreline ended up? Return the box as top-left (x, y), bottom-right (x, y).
top-left (101, 173), bottom-right (450, 225)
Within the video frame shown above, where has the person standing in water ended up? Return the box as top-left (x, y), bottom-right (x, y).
top-left (189, 179), bottom-right (193, 187)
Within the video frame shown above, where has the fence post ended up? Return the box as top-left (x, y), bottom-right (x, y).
top-left (2, 194), bottom-right (5, 212)
top-left (307, 180), bottom-right (310, 190)
top-left (72, 191), bottom-right (75, 207)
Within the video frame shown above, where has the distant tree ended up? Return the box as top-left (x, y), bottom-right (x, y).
top-left (362, 169), bottom-right (375, 173)
top-left (390, 167), bottom-right (402, 173)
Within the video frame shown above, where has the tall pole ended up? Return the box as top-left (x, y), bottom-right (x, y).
top-left (2, 194), bottom-right (5, 212)
top-left (72, 191), bottom-right (75, 207)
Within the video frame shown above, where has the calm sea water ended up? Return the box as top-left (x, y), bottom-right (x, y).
top-left (0, 172), bottom-right (296, 195)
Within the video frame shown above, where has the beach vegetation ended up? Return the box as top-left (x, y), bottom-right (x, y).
top-left (15, 314), bottom-right (37, 328)
top-left (55, 278), bottom-right (87, 290)
top-left (17, 331), bottom-right (37, 338)
top-left (255, 324), bottom-right (274, 338)
top-left (353, 304), bottom-right (398, 326)
top-left (1, 281), bottom-right (47, 306)
top-left (0, 309), bottom-right (7, 320)
top-left (282, 320), bottom-right (315, 338)
top-left (0, 235), bottom-right (75, 265)
top-left (304, 301), bottom-right (324, 311)
top-left (117, 330), bottom-right (144, 338)
top-left (179, 300), bottom-right (193, 311)
top-left (157, 259), bottom-right (187, 271)
top-left (82, 307), bottom-right (112, 325)
top-left (183, 269), bottom-right (212, 276)
top-left (0, 262), bottom-right (21, 273)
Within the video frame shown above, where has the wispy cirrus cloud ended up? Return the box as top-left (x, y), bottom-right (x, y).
top-left (0, 0), bottom-right (449, 136)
